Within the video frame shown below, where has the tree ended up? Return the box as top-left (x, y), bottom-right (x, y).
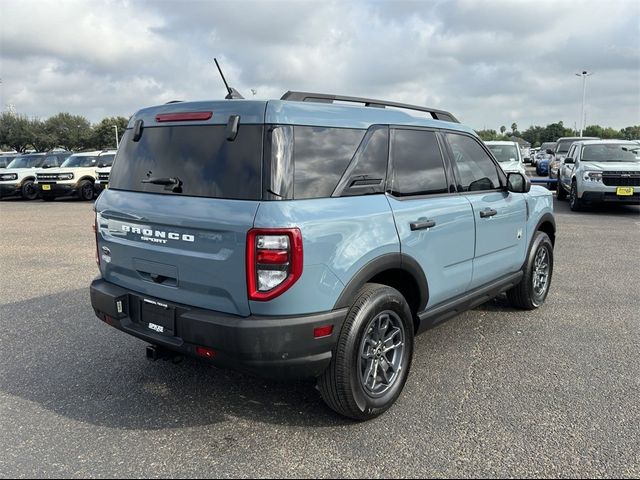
top-left (511, 123), bottom-right (518, 134)
top-left (44, 113), bottom-right (92, 151)
top-left (500, 125), bottom-right (506, 135)
top-left (620, 125), bottom-right (640, 140)
top-left (476, 129), bottom-right (498, 141)
top-left (0, 112), bottom-right (39, 152)
top-left (91, 116), bottom-right (129, 149)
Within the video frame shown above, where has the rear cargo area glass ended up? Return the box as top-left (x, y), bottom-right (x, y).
top-left (109, 125), bottom-right (263, 200)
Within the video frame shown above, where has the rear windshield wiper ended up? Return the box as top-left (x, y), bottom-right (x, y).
top-left (141, 177), bottom-right (182, 193)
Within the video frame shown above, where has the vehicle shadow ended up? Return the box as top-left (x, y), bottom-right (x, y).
top-left (553, 197), bottom-right (640, 216)
top-left (0, 288), bottom-right (351, 431)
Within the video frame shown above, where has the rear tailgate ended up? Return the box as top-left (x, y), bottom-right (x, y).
top-left (96, 191), bottom-right (257, 316)
top-left (94, 101), bottom-right (267, 316)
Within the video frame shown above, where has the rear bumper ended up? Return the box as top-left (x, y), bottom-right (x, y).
top-left (90, 278), bottom-right (345, 380)
top-left (581, 191), bottom-right (640, 205)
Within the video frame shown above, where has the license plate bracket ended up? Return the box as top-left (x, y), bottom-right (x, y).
top-left (617, 186), bottom-right (634, 196)
top-left (140, 298), bottom-right (175, 336)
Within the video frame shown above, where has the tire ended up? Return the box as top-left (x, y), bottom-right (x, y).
top-left (79, 180), bottom-right (95, 201)
top-left (21, 180), bottom-right (38, 200)
top-left (557, 183), bottom-right (567, 200)
top-left (569, 180), bottom-right (583, 211)
top-left (318, 283), bottom-right (414, 421)
top-left (536, 167), bottom-right (542, 176)
top-left (507, 231), bottom-right (553, 310)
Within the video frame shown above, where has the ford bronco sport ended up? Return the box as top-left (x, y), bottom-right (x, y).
top-left (95, 149), bottom-right (118, 193)
top-left (0, 151), bottom-right (71, 200)
top-left (90, 92), bottom-right (556, 420)
top-left (36, 151), bottom-right (101, 201)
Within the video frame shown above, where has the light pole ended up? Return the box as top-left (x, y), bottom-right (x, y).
top-left (575, 70), bottom-right (593, 137)
top-left (112, 125), bottom-right (119, 148)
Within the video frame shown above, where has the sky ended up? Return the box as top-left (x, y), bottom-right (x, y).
top-left (1, 0), bottom-right (639, 131)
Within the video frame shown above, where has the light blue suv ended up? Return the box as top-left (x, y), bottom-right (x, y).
top-left (90, 92), bottom-right (556, 420)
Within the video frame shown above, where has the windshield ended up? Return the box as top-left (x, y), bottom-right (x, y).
top-left (41, 155), bottom-right (65, 168)
top-left (582, 144), bottom-right (640, 162)
top-left (61, 155), bottom-right (98, 168)
top-left (6, 155), bottom-right (43, 169)
top-left (487, 144), bottom-right (519, 163)
top-left (109, 125), bottom-right (263, 200)
top-left (97, 154), bottom-right (115, 167)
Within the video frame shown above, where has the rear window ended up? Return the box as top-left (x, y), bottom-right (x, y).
top-left (109, 125), bottom-right (263, 200)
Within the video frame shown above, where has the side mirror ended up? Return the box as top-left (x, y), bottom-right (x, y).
top-left (545, 149), bottom-right (554, 155)
top-left (564, 157), bottom-right (574, 164)
top-left (507, 172), bottom-right (531, 193)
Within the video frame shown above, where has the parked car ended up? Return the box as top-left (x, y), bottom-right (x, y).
top-left (94, 149), bottom-right (118, 193)
top-left (548, 137), bottom-right (599, 189)
top-left (35, 151), bottom-right (100, 201)
top-left (485, 141), bottom-right (528, 176)
top-left (535, 142), bottom-right (557, 176)
top-left (90, 91), bottom-right (555, 420)
top-left (0, 153), bottom-right (18, 169)
top-left (557, 139), bottom-right (640, 210)
top-left (0, 152), bottom-right (70, 200)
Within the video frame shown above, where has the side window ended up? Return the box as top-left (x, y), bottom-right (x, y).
top-left (389, 129), bottom-right (448, 197)
top-left (293, 126), bottom-right (365, 199)
top-left (445, 133), bottom-right (501, 192)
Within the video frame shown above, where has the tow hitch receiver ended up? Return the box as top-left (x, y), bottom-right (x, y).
top-left (146, 344), bottom-right (182, 363)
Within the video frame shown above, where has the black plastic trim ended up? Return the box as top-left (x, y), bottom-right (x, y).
top-left (416, 271), bottom-right (524, 333)
top-left (333, 253), bottom-right (429, 312)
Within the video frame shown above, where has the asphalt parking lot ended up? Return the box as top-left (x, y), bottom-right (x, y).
top-left (1, 186), bottom-right (639, 478)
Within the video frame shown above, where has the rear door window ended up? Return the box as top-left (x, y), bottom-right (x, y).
top-left (109, 125), bottom-right (263, 200)
top-left (388, 129), bottom-right (448, 197)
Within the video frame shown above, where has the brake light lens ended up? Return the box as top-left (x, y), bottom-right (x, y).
top-left (93, 213), bottom-right (100, 266)
top-left (155, 111), bottom-right (213, 122)
top-left (247, 228), bottom-right (303, 301)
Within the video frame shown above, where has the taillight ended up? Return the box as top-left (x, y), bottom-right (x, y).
top-left (93, 213), bottom-right (100, 266)
top-left (247, 228), bottom-right (303, 301)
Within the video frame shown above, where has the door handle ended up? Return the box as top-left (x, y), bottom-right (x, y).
top-left (479, 208), bottom-right (497, 218)
top-left (410, 220), bottom-right (436, 231)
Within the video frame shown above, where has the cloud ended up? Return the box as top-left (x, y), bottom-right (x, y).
top-left (1, 0), bottom-right (638, 130)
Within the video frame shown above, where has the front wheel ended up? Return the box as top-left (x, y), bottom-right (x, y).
top-left (569, 181), bottom-right (583, 211)
top-left (318, 283), bottom-right (414, 421)
top-left (78, 180), bottom-right (95, 201)
top-left (507, 231), bottom-right (553, 310)
top-left (21, 180), bottom-right (39, 200)
top-left (557, 183), bottom-right (567, 200)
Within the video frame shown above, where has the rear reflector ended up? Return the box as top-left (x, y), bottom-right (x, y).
top-left (155, 112), bottom-right (213, 122)
top-left (196, 346), bottom-right (216, 359)
top-left (314, 325), bottom-right (334, 338)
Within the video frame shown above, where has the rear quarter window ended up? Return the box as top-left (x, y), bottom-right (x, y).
top-left (293, 126), bottom-right (365, 199)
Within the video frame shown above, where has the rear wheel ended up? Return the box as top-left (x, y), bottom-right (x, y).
top-left (507, 231), bottom-right (553, 310)
top-left (21, 180), bottom-right (38, 200)
top-left (318, 283), bottom-right (414, 421)
top-left (79, 180), bottom-right (95, 201)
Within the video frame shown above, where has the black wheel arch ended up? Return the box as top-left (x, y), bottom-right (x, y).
top-left (333, 253), bottom-right (429, 319)
top-left (533, 212), bottom-right (556, 247)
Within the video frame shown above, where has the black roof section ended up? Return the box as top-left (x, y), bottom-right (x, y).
top-left (281, 91), bottom-right (459, 123)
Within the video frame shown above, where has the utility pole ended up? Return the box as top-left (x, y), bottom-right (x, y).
top-left (575, 71), bottom-right (593, 137)
top-left (113, 125), bottom-right (119, 148)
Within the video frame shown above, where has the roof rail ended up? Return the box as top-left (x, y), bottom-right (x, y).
top-left (281, 91), bottom-right (459, 123)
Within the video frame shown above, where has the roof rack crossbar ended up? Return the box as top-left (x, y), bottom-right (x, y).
top-left (280, 91), bottom-right (459, 123)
